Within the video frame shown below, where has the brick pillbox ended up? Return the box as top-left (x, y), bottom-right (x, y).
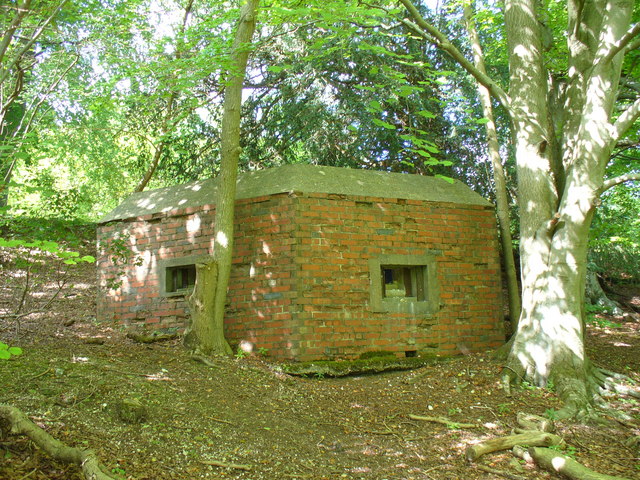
top-left (97, 164), bottom-right (504, 361)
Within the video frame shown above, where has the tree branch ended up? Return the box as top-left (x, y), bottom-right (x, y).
top-left (611, 95), bottom-right (640, 144)
top-left (0, 0), bottom-right (69, 86)
top-left (598, 172), bottom-right (640, 195)
top-left (0, 0), bottom-right (32, 66)
top-left (395, 0), bottom-right (512, 113)
top-left (599, 22), bottom-right (640, 66)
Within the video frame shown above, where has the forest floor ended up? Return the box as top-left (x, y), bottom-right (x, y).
top-left (1, 254), bottom-right (639, 480)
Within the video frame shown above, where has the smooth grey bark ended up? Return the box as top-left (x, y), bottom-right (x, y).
top-left (186, 0), bottom-right (259, 356)
top-left (463, 4), bottom-right (521, 327)
top-left (397, 0), bottom-right (640, 416)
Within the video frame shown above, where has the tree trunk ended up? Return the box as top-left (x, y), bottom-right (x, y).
top-left (503, 0), bottom-right (635, 417)
top-left (463, 3), bottom-right (521, 326)
top-left (397, 0), bottom-right (639, 417)
top-left (501, 0), bottom-right (589, 414)
top-left (505, 218), bottom-right (595, 415)
top-left (185, 0), bottom-right (259, 356)
top-left (184, 259), bottom-right (224, 353)
top-left (585, 271), bottom-right (622, 315)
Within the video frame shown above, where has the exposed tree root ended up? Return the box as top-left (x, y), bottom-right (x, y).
top-left (0, 404), bottom-right (116, 480)
top-left (126, 331), bottom-right (178, 344)
top-left (466, 412), bottom-right (634, 480)
top-left (514, 446), bottom-right (632, 480)
top-left (502, 357), bottom-right (639, 423)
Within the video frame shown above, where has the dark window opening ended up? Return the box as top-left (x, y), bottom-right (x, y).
top-left (381, 265), bottom-right (426, 301)
top-left (405, 350), bottom-right (417, 358)
top-left (166, 264), bottom-right (196, 293)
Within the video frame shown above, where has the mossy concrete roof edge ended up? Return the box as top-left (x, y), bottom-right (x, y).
top-left (98, 164), bottom-right (492, 224)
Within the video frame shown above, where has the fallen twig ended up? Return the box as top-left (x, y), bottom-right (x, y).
top-left (209, 416), bottom-right (234, 425)
top-left (408, 414), bottom-right (478, 429)
top-left (29, 368), bottom-right (51, 380)
top-left (126, 332), bottom-right (178, 344)
top-left (201, 459), bottom-right (251, 471)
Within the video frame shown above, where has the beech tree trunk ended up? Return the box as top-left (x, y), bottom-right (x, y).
top-left (185, 0), bottom-right (259, 356)
top-left (501, 0), bottom-right (636, 416)
top-left (398, 0), bottom-right (640, 416)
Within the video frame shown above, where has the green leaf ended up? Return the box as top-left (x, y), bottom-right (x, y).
top-left (417, 110), bottom-right (436, 119)
top-left (415, 149), bottom-right (433, 158)
top-left (436, 174), bottom-right (455, 184)
top-left (80, 255), bottom-right (96, 263)
top-left (0, 351), bottom-right (10, 360)
top-left (8, 347), bottom-right (22, 356)
top-left (367, 100), bottom-right (382, 112)
top-left (371, 118), bottom-right (396, 130)
top-left (0, 343), bottom-right (8, 350)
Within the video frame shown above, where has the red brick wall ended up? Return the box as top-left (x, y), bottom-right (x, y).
top-left (289, 193), bottom-right (503, 360)
top-left (97, 194), bottom-right (298, 358)
top-left (97, 192), bottom-right (503, 360)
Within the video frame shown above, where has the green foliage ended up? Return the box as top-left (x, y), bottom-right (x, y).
top-left (0, 238), bottom-right (94, 265)
top-left (0, 342), bottom-right (23, 360)
top-left (100, 233), bottom-right (142, 290)
top-left (590, 184), bottom-right (640, 283)
top-left (585, 304), bottom-right (622, 329)
top-left (0, 218), bottom-right (95, 321)
top-left (448, 407), bottom-right (462, 416)
top-left (0, 215), bottom-right (94, 248)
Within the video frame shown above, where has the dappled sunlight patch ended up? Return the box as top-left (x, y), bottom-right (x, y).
top-left (215, 231), bottom-right (228, 248)
top-left (145, 368), bottom-right (173, 381)
top-left (350, 466), bottom-right (371, 473)
top-left (551, 453), bottom-right (567, 470)
top-left (186, 214), bottom-right (201, 234)
top-left (482, 422), bottom-right (500, 429)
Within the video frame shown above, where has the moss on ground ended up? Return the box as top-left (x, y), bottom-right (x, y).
top-left (282, 353), bottom-right (441, 377)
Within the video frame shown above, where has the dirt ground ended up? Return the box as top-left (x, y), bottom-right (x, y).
top-left (1, 260), bottom-right (639, 480)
